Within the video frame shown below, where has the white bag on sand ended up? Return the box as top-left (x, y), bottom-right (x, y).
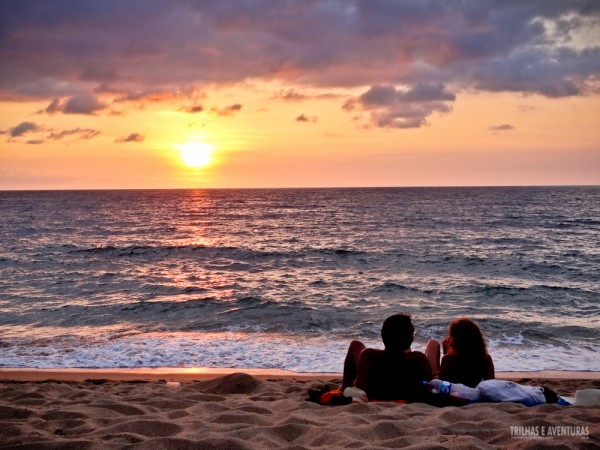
top-left (477, 380), bottom-right (546, 406)
top-left (575, 389), bottom-right (600, 406)
top-left (343, 387), bottom-right (368, 403)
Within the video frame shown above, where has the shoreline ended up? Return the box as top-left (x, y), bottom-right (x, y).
top-left (1, 367), bottom-right (599, 382)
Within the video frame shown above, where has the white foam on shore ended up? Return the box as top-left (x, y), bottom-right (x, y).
top-left (1, 331), bottom-right (598, 372)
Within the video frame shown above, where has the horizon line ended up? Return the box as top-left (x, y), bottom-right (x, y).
top-left (1, 184), bottom-right (599, 193)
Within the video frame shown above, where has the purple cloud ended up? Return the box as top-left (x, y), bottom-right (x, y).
top-left (48, 128), bottom-right (100, 141)
top-left (295, 114), bottom-right (317, 123)
top-left (62, 94), bottom-right (105, 114)
top-left (4, 122), bottom-right (101, 143)
top-left (9, 121), bottom-right (41, 137)
top-left (212, 103), bottom-right (242, 116)
top-left (0, 1), bottom-right (598, 128)
top-left (274, 90), bottom-right (307, 101)
top-left (115, 133), bottom-right (145, 143)
top-left (489, 124), bottom-right (515, 131)
top-left (40, 95), bottom-right (106, 115)
top-left (180, 104), bottom-right (205, 114)
top-left (296, 114), bottom-right (309, 122)
top-left (344, 83), bottom-right (455, 128)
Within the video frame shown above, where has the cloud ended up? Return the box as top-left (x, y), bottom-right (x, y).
top-left (9, 121), bottom-right (41, 137)
top-left (111, 88), bottom-right (192, 104)
top-left (343, 83), bottom-right (455, 128)
top-left (273, 89), bottom-right (339, 102)
top-left (47, 128), bottom-right (101, 141)
top-left (40, 95), bottom-right (106, 115)
top-left (79, 66), bottom-right (118, 83)
top-left (489, 124), bottom-right (515, 131)
top-left (274, 90), bottom-right (307, 101)
top-left (62, 94), bottom-right (105, 114)
top-left (42, 98), bottom-right (62, 114)
top-left (115, 133), bottom-right (145, 143)
top-left (4, 122), bottom-right (100, 143)
top-left (295, 114), bottom-right (317, 123)
top-left (0, 1), bottom-right (598, 125)
top-left (212, 103), bottom-right (242, 116)
top-left (179, 104), bottom-right (204, 113)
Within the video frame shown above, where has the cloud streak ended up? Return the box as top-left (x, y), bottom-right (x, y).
top-left (48, 128), bottom-right (101, 141)
top-left (1, 1), bottom-right (598, 128)
top-left (179, 105), bottom-right (204, 114)
top-left (212, 104), bottom-right (243, 116)
top-left (3, 121), bottom-right (101, 144)
top-left (8, 122), bottom-right (41, 137)
top-left (295, 114), bottom-right (317, 123)
top-left (115, 133), bottom-right (145, 143)
top-left (489, 124), bottom-right (515, 131)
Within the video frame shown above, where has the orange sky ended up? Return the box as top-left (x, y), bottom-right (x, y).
top-left (1, 2), bottom-right (599, 189)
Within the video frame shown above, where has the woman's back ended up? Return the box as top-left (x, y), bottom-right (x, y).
top-left (440, 352), bottom-right (494, 388)
top-left (438, 317), bottom-right (495, 388)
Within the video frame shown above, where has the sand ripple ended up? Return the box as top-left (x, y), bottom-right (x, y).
top-left (0, 374), bottom-right (598, 449)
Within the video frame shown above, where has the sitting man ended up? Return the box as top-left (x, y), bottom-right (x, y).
top-left (341, 313), bottom-right (432, 401)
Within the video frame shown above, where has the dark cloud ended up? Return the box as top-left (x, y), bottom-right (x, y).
top-left (274, 90), bottom-right (307, 101)
top-left (212, 104), bottom-right (242, 116)
top-left (115, 133), bottom-right (145, 143)
top-left (489, 124), bottom-right (515, 131)
top-left (0, 1), bottom-right (598, 127)
top-left (5, 122), bottom-right (100, 143)
top-left (47, 128), bottom-right (100, 141)
top-left (295, 114), bottom-right (317, 123)
top-left (43, 98), bottom-right (62, 114)
top-left (180, 104), bottom-right (205, 114)
top-left (62, 94), bottom-right (105, 114)
top-left (9, 121), bottom-right (41, 137)
top-left (40, 95), bottom-right (106, 115)
top-left (344, 83), bottom-right (455, 128)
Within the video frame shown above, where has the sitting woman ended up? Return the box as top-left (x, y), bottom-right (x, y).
top-left (341, 314), bottom-right (432, 401)
top-left (426, 317), bottom-right (495, 388)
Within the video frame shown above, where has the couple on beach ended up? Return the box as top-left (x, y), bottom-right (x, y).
top-left (341, 314), bottom-right (495, 401)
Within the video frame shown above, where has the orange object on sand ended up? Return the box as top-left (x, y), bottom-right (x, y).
top-left (320, 389), bottom-right (345, 405)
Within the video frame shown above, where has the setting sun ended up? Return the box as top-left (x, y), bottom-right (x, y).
top-left (177, 141), bottom-right (214, 168)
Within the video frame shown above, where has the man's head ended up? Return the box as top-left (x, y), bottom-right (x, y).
top-left (381, 313), bottom-right (414, 351)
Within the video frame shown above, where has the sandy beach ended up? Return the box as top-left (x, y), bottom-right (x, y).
top-left (1, 369), bottom-right (598, 449)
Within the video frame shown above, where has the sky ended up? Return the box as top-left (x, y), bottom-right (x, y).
top-left (1, 0), bottom-right (599, 190)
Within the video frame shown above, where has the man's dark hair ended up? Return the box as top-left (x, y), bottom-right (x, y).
top-left (381, 313), bottom-right (414, 351)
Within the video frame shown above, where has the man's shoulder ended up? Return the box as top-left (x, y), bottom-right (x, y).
top-left (405, 350), bottom-right (428, 361)
top-left (361, 348), bottom-right (385, 358)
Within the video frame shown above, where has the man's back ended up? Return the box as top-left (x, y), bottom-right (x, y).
top-left (355, 348), bottom-right (432, 401)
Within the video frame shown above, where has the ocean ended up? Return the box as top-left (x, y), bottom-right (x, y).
top-left (0, 187), bottom-right (598, 373)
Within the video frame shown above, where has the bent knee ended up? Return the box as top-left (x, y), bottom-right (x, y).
top-left (349, 340), bottom-right (366, 352)
top-left (349, 339), bottom-right (365, 348)
top-left (426, 339), bottom-right (440, 350)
